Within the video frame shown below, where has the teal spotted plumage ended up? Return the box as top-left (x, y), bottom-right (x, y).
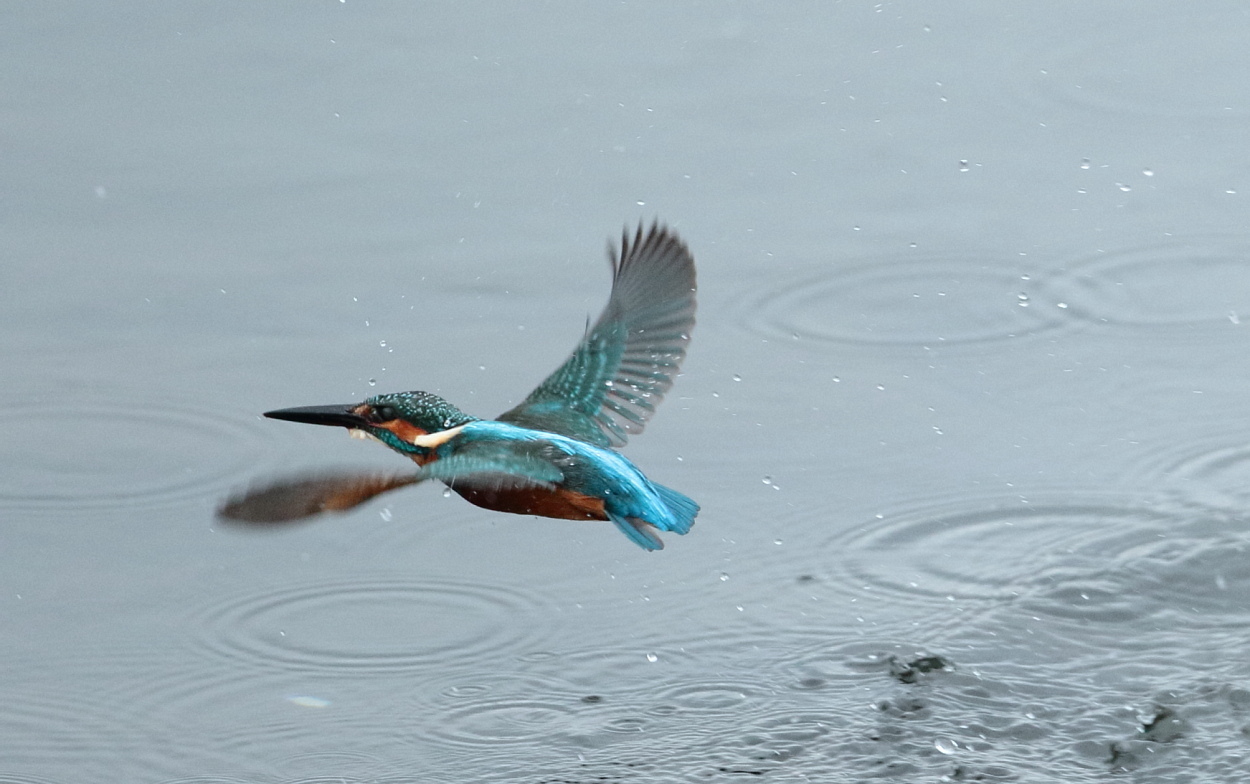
top-left (220, 223), bottom-right (698, 550)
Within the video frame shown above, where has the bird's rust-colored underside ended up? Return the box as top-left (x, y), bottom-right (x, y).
top-left (452, 484), bottom-right (608, 521)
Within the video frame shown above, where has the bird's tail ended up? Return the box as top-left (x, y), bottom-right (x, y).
top-left (652, 483), bottom-right (699, 535)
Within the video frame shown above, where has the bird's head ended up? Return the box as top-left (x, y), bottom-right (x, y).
top-left (265, 391), bottom-right (477, 458)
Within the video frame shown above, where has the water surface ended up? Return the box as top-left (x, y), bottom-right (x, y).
top-left (5, 3), bottom-right (1250, 781)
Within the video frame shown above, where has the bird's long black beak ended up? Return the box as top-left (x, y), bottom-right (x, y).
top-left (264, 404), bottom-right (367, 428)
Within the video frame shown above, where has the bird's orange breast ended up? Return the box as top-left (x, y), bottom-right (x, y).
top-left (452, 484), bottom-right (608, 521)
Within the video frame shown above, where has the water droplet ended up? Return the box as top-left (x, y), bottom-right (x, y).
top-left (1016, 292), bottom-right (1030, 307)
top-left (719, 572), bottom-right (729, 582)
top-left (379, 339), bottom-right (387, 348)
top-left (774, 539), bottom-right (783, 545)
top-left (958, 160), bottom-right (969, 171)
top-left (368, 378), bottom-right (377, 386)
top-left (442, 487), bottom-right (452, 498)
top-left (1117, 183), bottom-right (1131, 192)
top-left (646, 652), bottom-right (658, 663)
top-left (762, 476), bottom-right (773, 485)
top-left (286, 695), bottom-right (331, 708)
top-left (1227, 189), bottom-right (1238, 195)
top-left (1080, 158), bottom-right (1091, 170)
top-left (379, 507), bottom-right (393, 522)
top-left (1229, 311), bottom-right (1241, 325)
top-left (934, 737), bottom-right (958, 755)
top-left (832, 376), bottom-right (841, 383)
top-left (876, 384), bottom-right (885, 391)
top-left (1057, 302), bottom-right (1069, 309)
top-left (732, 374), bottom-right (742, 382)
top-left (1142, 168), bottom-right (1154, 177)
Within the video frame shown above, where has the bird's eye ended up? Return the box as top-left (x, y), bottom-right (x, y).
top-left (371, 405), bottom-right (398, 422)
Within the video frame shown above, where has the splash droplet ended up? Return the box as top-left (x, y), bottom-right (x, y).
top-left (286, 695), bottom-right (331, 708)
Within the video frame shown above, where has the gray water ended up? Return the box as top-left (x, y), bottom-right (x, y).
top-left (5, 3), bottom-right (1250, 781)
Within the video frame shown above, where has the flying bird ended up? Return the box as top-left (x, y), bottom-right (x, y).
top-left (219, 223), bottom-right (698, 550)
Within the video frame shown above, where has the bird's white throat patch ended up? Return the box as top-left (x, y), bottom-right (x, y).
top-left (409, 425), bottom-right (466, 448)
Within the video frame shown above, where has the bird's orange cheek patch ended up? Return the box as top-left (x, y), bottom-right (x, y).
top-left (379, 420), bottom-right (429, 444)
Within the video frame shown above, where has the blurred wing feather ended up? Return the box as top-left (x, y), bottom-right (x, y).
top-left (419, 442), bottom-right (565, 492)
top-left (217, 471), bottom-right (420, 525)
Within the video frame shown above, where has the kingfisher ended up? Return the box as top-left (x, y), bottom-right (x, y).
top-left (219, 223), bottom-right (698, 550)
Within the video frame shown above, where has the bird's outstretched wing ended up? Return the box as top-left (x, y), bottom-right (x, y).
top-left (217, 471), bottom-right (421, 524)
top-left (497, 223), bottom-right (696, 447)
top-left (418, 442), bottom-right (565, 491)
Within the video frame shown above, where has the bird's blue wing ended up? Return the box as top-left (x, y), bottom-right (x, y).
top-left (419, 442), bottom-right (565, 491)
top-left (497, 223), bottom-right (696, 447)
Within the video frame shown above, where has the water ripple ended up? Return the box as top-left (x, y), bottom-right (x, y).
top-left (1018, 20), bottom-right (1250, 120)
top-left (820, 497), bottom-right (1178, 609)
top-left (192, 577), bottom-right (558, 674)
top-left (1046, 239), bottom-right (1250, 331)
top-left (1125, 434), bottom-right (1250, 508)
top-left (433, 691), bottom-right (580, 747)
top-left (801, 493), bottom-right (1250, 658)
top-left (0, 681), bottom-right (136, 774)
top-left (733, 255), bottom-right (1068, 348)
top-left (0, 399), bottom-right (268, 512)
